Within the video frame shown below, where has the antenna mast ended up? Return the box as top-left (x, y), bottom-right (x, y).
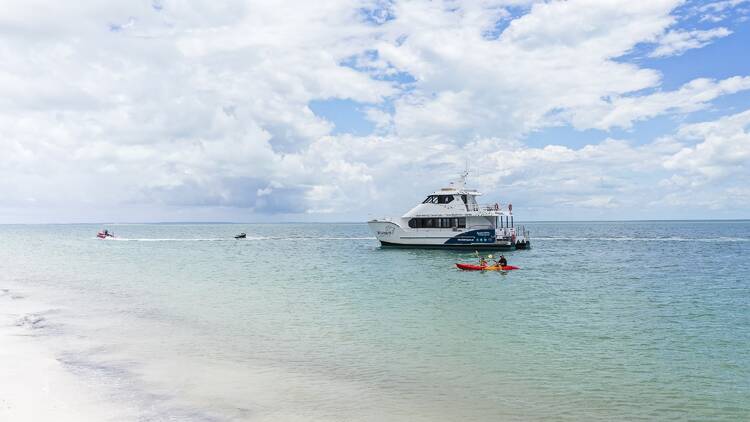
top-left (458, 160), bottom-right (469, 189)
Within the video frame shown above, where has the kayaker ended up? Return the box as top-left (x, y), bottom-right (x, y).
top-left (497, 255), bottom-right (508, 267)
top-left (479, 257), bottom-right (488, 267)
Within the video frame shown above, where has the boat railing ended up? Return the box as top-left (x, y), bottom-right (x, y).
top-left (493, 225), bottom-right (530, 241)
top-left (514, 224), bottom-right (530, 242)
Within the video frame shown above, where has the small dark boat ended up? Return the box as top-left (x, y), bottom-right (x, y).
top-left (234, 232), bottom-right (247, 239)
top-left (515, 240), bottom-right (531, 249)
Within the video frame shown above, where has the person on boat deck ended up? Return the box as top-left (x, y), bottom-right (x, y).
top-left (497, 255), bottom-right (507, 267)
top-left (104, 229), bottom-right (109, 236)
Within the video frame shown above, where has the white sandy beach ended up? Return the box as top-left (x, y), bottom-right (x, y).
top-left (0, 286), bottom-right (409, 422)
top-left (0, 288), bottom-right (122, 422)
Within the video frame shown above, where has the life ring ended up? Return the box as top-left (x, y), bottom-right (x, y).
top-left (494, 203), bottom-right (499, 211)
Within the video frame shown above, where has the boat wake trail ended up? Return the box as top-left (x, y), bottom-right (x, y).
top-left (107, 238), bottom-right (230, 242)
top-left (100, 236), bottom-right (376, 242)
top-left (534, 236), bottom-right (750, 242)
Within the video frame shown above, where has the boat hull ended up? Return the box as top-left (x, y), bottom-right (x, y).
top-left (379, 241), bottom-right (513, 250)
top-left (369, 220), bottom-right (516, 249)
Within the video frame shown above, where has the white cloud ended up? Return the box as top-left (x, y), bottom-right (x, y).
top-left (649, 27), bottom-right (731, 57)
top-left (292, 107), bottom-right (750, 220)
top-left (664, 109), bottom-right (750, 180)
top-left (568, 76), bottom-right (750, 130)
top-left (374, 0), bottom-right (690, 137)
top-left (0, 0), bottom-right (749, 222)
top-left (0, 1), bottom-right (395, 215)
top-left (693, 0), bottom-right (750, 22)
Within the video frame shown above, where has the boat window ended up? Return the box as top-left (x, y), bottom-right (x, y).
top-left (407, 217), bottom-right (467, 229)
top-left (422, 195), bottom-right (438, 204)
top-left (437, 195), bottom-right (454, 204)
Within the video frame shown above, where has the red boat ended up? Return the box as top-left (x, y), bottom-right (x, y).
top-left (97, 231), bottom-right (115, 239)
top-left (455, 263), bottom-right (520, 271)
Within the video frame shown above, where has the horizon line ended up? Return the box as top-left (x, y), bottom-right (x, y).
top-left (1, 218), bottom-right (749, 225)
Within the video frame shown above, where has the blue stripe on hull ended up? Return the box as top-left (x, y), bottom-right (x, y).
top-left (379, 240), bottom-right (514, 250)
top-left (443, 229), bottom-right (496, 245)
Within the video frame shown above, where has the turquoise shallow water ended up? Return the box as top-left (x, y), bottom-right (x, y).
top-left (1, 221), bottom-right (749, 420)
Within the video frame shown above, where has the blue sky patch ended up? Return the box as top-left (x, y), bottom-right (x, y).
top-left (309, 99), bottom-right (376, 136)
top-left (359, 1), bottom-right (396, 25)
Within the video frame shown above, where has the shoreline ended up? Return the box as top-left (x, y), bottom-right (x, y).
top-left (1, 218), bottom-right (749, 226)
top-left (0, 288), bottom-right (121, 422)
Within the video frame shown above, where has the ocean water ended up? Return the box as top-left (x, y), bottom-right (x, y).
top-left (1, 221), bottom-right (749, 421)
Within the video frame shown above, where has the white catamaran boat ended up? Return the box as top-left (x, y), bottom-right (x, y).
top-left (368, 173), bottom-right (530, 249)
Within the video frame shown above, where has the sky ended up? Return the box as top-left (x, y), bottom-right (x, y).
top-left (1, 0), bottom-right (750, 223)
